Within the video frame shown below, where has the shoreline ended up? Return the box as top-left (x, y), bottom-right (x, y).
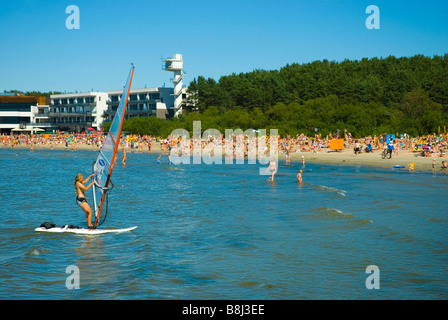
top-left (2, 142), bottom-right (446, 174)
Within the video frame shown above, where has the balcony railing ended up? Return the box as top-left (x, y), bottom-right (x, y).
top-left (51, 102), bottom-right (96, 107)
top-left (25, 122), bottom-right (56, 128)
top-left (49, 110), bottom-right (94, 117)
top-left (52, 120), bottom-right (93, 125)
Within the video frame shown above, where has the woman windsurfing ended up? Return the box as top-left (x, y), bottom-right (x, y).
top-left (75, 173), bottom-right (95, 229)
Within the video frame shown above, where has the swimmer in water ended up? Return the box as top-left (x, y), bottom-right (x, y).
top-left (157, 154), bottom-right (161, 164)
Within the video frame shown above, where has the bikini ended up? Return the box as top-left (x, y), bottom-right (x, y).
top-left (75, 185), bottom-right (87, 206)
top-left (76, 196), bottom-right (87, 206)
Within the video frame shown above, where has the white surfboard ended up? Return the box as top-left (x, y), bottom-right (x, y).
top-left (35, 226), bottom-right (137, 235)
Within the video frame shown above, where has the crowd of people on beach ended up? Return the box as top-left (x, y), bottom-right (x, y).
top-left (277, 130), bottom-right (447, 158)
top-left (0, 131), bottom-right (158, 153)
top-left (1, 130), bottom-right (447, 174)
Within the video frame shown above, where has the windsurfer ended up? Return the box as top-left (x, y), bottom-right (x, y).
top-left (75, 173), bottom-right (95, 229)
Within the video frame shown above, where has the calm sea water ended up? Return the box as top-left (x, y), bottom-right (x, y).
top-left (0, 148), bottom-right (447, 300)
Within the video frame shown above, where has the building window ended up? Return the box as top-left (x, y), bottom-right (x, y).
top-left (0, 116), bottom-right (31, 124)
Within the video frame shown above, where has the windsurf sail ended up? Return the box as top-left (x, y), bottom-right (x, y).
top-left (92, 64), bottom-right (135, 227)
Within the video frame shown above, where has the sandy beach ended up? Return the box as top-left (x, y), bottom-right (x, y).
top-left (287, 149), bottom-right (445, 173)
top-left (3, 140), bottom-right (446, 174)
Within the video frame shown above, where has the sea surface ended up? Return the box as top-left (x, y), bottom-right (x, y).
top-left (0, 148), bottom-right (447, 300)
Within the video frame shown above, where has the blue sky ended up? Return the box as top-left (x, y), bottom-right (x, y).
top-left (0, 0), bottom-right (447, 93)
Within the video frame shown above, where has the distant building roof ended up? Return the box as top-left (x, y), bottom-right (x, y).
top-left (0, 95), bottom-right (49, 105)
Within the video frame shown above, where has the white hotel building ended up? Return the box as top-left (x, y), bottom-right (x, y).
top-left (49, 92), bottom-right (108, 131)
top-left (49, 86), bottom-right (185, 131)
top-left (0, 95), bottom-right (53, 134)
top-left (104, 87), bottom-right (175, 122)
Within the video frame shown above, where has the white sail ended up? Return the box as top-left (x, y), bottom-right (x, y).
top-left (92, 64), bottom-right (135, 227)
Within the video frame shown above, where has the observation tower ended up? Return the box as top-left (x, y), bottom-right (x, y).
top-left (163, 53), bottom-right (185, 117)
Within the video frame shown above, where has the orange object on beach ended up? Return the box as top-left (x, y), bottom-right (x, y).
top-left (330, 139), bottom-right (344, 151)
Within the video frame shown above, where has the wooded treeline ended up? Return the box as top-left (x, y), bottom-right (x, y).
top-left (118, 54), bottom-right (448, 138)
top-left (2, 90), bottom-right (62, 97)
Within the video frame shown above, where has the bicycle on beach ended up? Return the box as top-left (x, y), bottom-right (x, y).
top-left (381, 148), bottom-right (392, 159)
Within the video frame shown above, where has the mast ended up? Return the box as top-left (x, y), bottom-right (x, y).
top-left (93, 64), bottom-right (135, 228)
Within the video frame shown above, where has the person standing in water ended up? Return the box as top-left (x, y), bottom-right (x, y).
top-left (122, 149), bottom-right (127, 167)
top-left (297, 169), bottom-right (303, 183)
top-left (285, 145), bottom-right (291, 163)
top-left (442, 160), bottom-right (448, 174)
top-left (266, 159), bottom-right (277, 181)
top-left (75, 173), bottom-right (95, 229)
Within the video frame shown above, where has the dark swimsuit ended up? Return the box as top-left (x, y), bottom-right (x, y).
top-left (76, 196), bottom-right (87, 206)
